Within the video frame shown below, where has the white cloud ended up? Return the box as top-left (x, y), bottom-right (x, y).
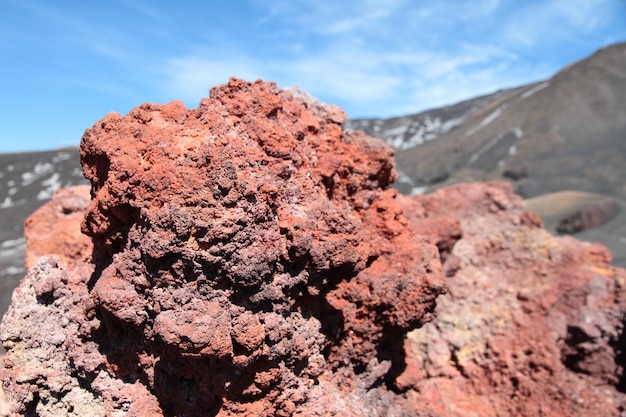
top-left (284, 56), bottom-right (402, 104)
top-left (501, 0), bottom-right (616, 47)
top-left (256, 0), bottom-right (408, 34)
top-left (117, 0), bottom-right (169, 24)
top-left (10, 0), bottom-right (133, 61)
top-left (160, 46), bottom-right (400, 111)
top-left (162, 56), bottom-right (263, 105)
top-left (159, 42), bottom-right (527, 118)
top-left (153, 0), bottom-right (626, 118)
top-left (4, 0), bottom-right (625, 153)
top-left (551, 0), bottom-right (612, 30)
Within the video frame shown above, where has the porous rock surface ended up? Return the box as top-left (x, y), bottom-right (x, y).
top-left (398, 183), bottom-right (626, 416)
top-left (2, 79), bottom-right (626, 416)
top-left (1, 79), bottom-right (445, 416)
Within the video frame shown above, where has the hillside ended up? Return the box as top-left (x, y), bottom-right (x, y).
top-left (355, 42), bottom-right (626, 266)
top-left (364, 42), bottom-right (626, 199)
top-left (344, 85), bottom-right (530, 153)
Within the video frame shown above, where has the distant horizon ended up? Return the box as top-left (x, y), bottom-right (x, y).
top-left (1, 0), bottom-right (625, 153)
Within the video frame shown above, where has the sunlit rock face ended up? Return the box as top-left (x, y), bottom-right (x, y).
top-left (1, 78), bottom-right (445, 416)
top-left (399, 182), bottom-right (626, 417)
top-left (3, 78), bottom-right (625, 417)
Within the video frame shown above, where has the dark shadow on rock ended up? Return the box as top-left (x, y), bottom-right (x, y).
top-left (378, 327), bottom-right (407, 392)
top-left (615, 315), bottom-right (626, 393)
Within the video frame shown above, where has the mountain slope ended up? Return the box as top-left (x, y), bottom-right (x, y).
top-left (391, 42), bottom-right (626, 199)
top-left (349, 42), bottom-right (626, 266)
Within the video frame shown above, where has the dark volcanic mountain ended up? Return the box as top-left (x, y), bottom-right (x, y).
top-left (345, 84), bottom-right (531, 153)
top-left (356, 42), bottom-right (626, 199)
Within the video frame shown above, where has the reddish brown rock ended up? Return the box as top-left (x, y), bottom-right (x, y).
top-left (2, 79), bottom-right (625, 416)
top-left (398, 182), bottom-right (626, 416)
top-left (23, 185), bottom-right (92, 270)
top-left (1, 79), bottom-right (444, 416)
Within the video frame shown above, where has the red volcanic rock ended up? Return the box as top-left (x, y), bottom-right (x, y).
top-left (23, 185), bottom-right (92, 270)
top-left (3, 80), bottom-right (626, 416)
top-left (1, 79), bottom-right (444, 416)
top-left (398, 182), bottom-right (626, 416)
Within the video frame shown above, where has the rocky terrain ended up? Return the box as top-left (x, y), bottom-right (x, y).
top-left (399, 184), bottom-right (626, 416)
top-left (344, 84), bottom-right (531, 155)
top-left (1, 79), bottom-right (445, 416)
top-left (2, 43), bottom-right (625, 328)
top-left (0, 78), bottom-right (625, 416)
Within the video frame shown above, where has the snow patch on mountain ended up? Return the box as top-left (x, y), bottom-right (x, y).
top-left (465, 104), bottom-right (507, 137)
top-left (410, 186), bottom-right (429, 195)
top-left (1, 265), bottom-right (25, 275)
top-left (396, 171), bottom-right (416, 186)
top-left (52, 151), bottom-right (74, 163)
top-left (521, 82), bottom-right (549, 99)
top-left (0, 196), bottom-right (26, 209)
top-left (37, 172), bottom-right (62, 200)
top-left (0, 237), bottom-right (26, 259)
top-left (21, 162), bottom-right (55, 186)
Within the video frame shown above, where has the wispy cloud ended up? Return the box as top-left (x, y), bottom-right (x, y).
top-left (501, 0), bottom-right (617, 47)
top-left (157, 0), bottom-right (535, 117)
top-left (117, 0), bottom-right (170, 24)
top-left (254, 0), bottom-right (407, 35)
top-left (162, 56), bottom-right (263, 103)
top-left (20, 0), bottom-right (618, 117)
top-left (7, 0), bottom-right (133, 61)
top-left (3, 0), bottom-right (625, 152)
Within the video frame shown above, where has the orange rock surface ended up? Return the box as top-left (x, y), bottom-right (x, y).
top-left (2, 79), bottom-right (444, 416)
top-left (1, 79), bottom-right (625, 416)
top-left (24, 185), bottom-right (92, 270)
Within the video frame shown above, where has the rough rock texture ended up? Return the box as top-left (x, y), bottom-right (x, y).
top-left (398, 182), bottom-right (626, 416)
top-left (1, 79), bottom-right (445, 416)
top-left (2, 79), bottom-right (626, 416)
top-left (24, 185), bottom-right (93, 270)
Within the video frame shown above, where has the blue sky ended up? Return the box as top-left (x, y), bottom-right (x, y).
top-left (1, 0), bottom-right (625, 153)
